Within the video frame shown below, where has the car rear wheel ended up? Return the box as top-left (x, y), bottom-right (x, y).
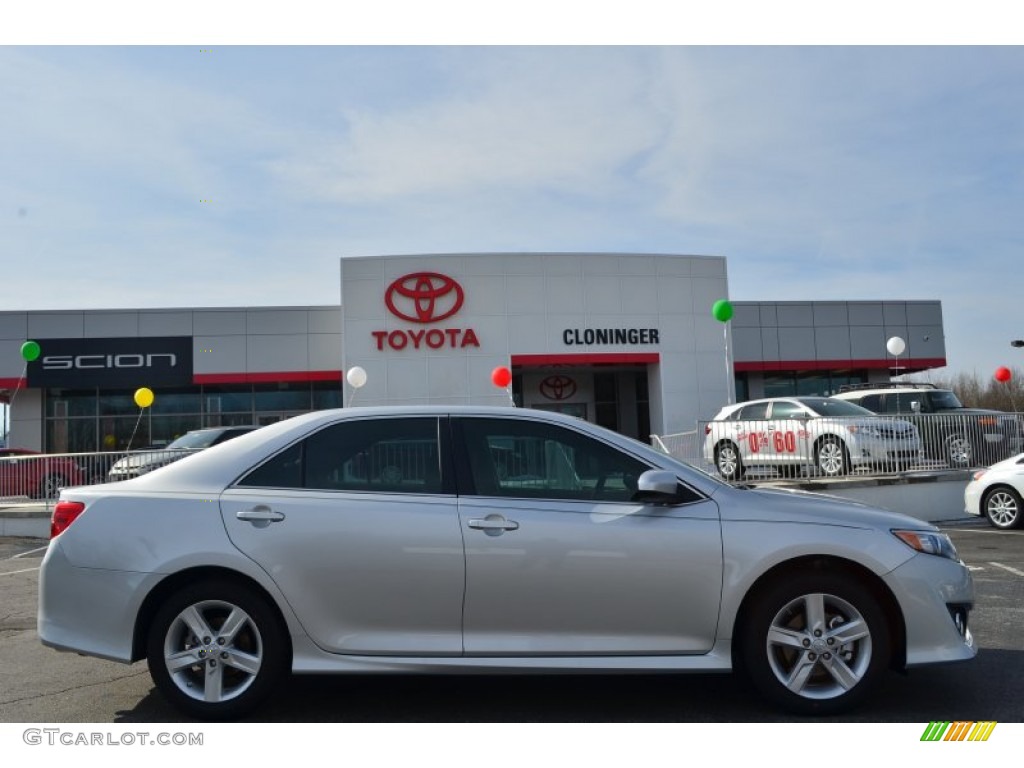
top-left (944, 434), bottom-right (973, 467)
top-left (34, 473), bottom-right (68, 500)
top-left (715, 442), bottom-right (745, 481)
top-left (983, 486), bottom-right (1023, 530)
top-left (815, 438), bottom-right (849, 477)
top-left (147, 580), bottom-right (288, 720)
top-left (741, 572), bottom-right (891, 715)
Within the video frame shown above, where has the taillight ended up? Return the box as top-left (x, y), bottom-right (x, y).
top-left (51, 501), bottom-right (86, 539)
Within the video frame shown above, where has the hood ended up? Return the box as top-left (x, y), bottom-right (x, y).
top-left (934, 406), bottom-right (1011, 416)
top-left (720, 484), bottom-right (933, 531)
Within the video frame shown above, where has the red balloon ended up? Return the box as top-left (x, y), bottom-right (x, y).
top-left (995, 366), bottom-right (1012, 383)
top-left (491, 366), bottom-right (512, 388)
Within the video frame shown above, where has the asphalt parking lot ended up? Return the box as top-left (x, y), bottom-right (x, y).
top-left (1, 523), bottom-right (1021, 723)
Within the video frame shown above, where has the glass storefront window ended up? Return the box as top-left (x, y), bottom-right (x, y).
top-left (45, 389), bottom-right (98, 418)
top-left (150, 388), bottom-right (202, 414)
top-left (203, 386), bottom-right (253, 415)
top-left (312, 382), bottom-right (342, 410)
top-left (254, 383), bottom-right (312, 412)
top-left (99, 390), bottom-right (141, 416)
top-left (46, 418), bottom-right (97, 454)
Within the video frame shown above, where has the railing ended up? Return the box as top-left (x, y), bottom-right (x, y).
top-left (653, 412), bottom-right (1024, 483)
top-left (0, 449), bottom-right (197, 505)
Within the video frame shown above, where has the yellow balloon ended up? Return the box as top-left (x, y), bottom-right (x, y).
top-left (134, 387), bottom-right (155, 408)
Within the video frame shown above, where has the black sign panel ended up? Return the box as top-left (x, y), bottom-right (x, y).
top-left (27, 337), bottom-right (194, 388)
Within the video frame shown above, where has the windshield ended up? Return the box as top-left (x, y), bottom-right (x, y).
top-left (798, 397), bottom-right (875, 417)
top-left (166, 430), bottom-right (222, 450)
top-left (930, 390), bottom-right (965, 410)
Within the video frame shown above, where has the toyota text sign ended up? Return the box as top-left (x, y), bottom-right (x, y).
top-left (374, 272), bottom-right (480, 351)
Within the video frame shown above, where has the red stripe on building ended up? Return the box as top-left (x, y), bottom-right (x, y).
top-left (0, 377), bottom-right (27, 389)
top-left (732, 357), bottom-right (947, 373)
top-left (511, 353), bottom-right (660, 366)
top-left (192, 370), bottom-right (342, 384)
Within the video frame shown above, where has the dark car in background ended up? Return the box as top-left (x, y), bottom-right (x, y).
top-left (834, 383), bottom-right (1023, 468)
top-left (106, 426), bottom-right (259, 481)
top-left (0, 448), bottom-right (87, 499)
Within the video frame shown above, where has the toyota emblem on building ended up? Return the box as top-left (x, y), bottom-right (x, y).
top-left (385, 272), bottom-right (465, 324)
top-left (539, 375), bottom-right (577, 401)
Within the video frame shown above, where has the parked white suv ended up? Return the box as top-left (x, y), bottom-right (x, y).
top-left (703, 396), bottom-right (922, 480)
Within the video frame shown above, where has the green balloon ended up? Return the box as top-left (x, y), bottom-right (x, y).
top-left (712, 299), bottom-right (734, 323)
top-left (20, 340), bottom-right (41, 362)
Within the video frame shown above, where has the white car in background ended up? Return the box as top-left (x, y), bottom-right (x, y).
top-left (703, 396), bottom-right (922, 480)
top-left (964, 453), bottom-right (1024, 529)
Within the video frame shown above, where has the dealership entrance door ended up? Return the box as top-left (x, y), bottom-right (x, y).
top-left (510, 354), bottom-right (656, 441)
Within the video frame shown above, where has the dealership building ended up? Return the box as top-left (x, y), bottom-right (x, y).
top-left (0, 253), bottom-right (948, 453)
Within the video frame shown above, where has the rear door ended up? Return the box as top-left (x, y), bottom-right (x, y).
top-left (220, 415), bottom-right (466, 655)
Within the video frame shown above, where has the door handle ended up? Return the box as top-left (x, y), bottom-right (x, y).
top-left (236, 506), bottom-right (285, 523)
top-left (468, 515), bottom-right (519, 535)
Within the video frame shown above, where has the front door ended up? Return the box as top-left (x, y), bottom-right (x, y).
top-left (453, 415), bottom-right (723, 655)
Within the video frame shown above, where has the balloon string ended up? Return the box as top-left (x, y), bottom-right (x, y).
top-left (506, 385), bottom-right (516, 407)
top-left (3, 364), bottom-right (27, 442)
top-left (126, 408), bottom-right (145, 452)
top-left (723, 324), bottom-right (732, 405)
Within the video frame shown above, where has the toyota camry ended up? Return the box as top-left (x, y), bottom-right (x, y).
top-left (38, 406), bottom-right (975, 719)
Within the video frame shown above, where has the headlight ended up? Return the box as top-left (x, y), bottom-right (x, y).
top-left (892, 530), bottom-right (960, 561)
top-left (971, 469), bottom-right (987, 482)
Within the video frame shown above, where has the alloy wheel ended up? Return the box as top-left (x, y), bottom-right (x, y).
top-left (985, 488), bottom-right (1022, 529)
top-left (162, 599), bottom-right (264, 704)
top-left (765, 592), bottom-right (873, 700)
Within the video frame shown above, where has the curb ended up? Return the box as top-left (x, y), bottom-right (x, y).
top-left (0, 503), bottom-right (51, 538)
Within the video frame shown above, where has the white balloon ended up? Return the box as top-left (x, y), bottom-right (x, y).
top-left (346, 366), bottom-right (367, 389)
top-left (886, 336), bottom-right (906, 356)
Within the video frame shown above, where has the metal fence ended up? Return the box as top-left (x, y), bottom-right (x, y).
top-left (653, 412), bottom-right (1024, 483)
top-left (0, 449), bottom-right (198, 505)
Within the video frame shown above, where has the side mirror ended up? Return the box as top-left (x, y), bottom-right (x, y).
top-left (633, 469), bottom-right (684, 505)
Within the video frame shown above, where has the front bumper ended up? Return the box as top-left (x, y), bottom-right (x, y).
top-left (884, 551), bottom-right (976, 667)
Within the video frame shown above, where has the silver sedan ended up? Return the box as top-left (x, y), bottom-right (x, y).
top-left (39, 406), bottom-right (975, 719)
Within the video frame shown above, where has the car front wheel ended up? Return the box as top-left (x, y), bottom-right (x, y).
top-left (983, 486), bottom-right (1023, 530)
top-left (146, 580), bottom-right (288, 719)
top-left (740, 572), bottom-right (891, 715)
top-left (715, 442), bottom-right (745, 481)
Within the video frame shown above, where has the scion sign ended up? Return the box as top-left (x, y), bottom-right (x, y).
top-left (27, 337), bottom-right (194, 388)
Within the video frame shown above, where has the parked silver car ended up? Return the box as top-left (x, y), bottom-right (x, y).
top-left (39, 406), bottom-right (973, 718)
top-left (703, 396), bottom-right (922, 480)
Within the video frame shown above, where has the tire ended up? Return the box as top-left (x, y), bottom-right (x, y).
top-left (982, 486), bottom-right (1024, 530)
top-left (740, 572), bottom-right (891, 715)
top-left (943, 434), bottom-right (973, 468)
top-left (34, 473), bottom-right (68, 500)
top-left (146, 580), bottom-right (288, 720)
top-left (715, 442), bottom-right (745, 481)
top-left (815, 438), bottom-right (849, 477)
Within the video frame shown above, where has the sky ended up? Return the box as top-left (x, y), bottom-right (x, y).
top-left (2, 7), bottom-right (1023, 387)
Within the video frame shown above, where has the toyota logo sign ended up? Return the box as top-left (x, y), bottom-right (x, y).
top-left (385, 272), bottom-right (465, 324)
top-left (539, 375), bottom-right (578, 401)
